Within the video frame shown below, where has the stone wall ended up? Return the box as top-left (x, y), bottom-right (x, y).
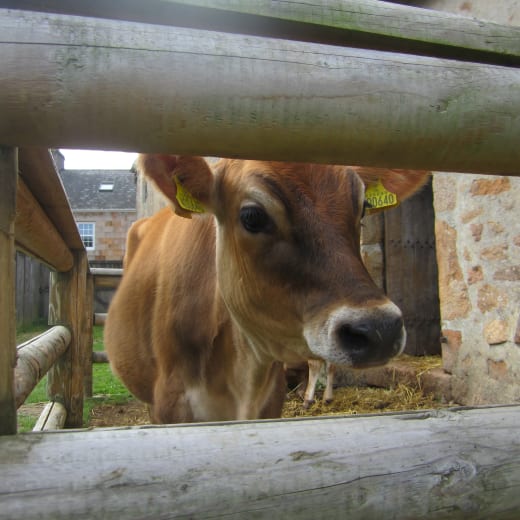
top-left (73, 210), bottom-right (136, 265)
top-left (136, 171), bottom-right (169, 220)
top-left (422, 0), bottom-right (520, 404)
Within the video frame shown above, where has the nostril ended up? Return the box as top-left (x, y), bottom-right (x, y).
top-left (335, 316), bottom-right (404, 357)
top-left (337, 323), bottom-right (372, 351)
top-left (384, 316), bottom-right (405, 339)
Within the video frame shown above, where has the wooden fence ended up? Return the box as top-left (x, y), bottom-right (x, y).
top-left (0, 1), bottom-right (519, 518)
top-left (15, 252), bottom-right (50, 328)
top-left (0, 147), bottom-right (91, 434)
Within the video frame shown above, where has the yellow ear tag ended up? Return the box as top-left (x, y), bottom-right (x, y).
top-left (365, 179), bottom-right (399, 214)
top-left (173, 176), bottom-right (205, 213)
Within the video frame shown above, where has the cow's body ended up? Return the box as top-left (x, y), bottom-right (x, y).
top-left (105, 156), bottom-right (427, 423)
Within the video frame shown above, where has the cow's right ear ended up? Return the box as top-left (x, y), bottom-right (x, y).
top-left (137, 154), bottom-right (214, 218)
top-left (352, 167), bottom-right (430, 213)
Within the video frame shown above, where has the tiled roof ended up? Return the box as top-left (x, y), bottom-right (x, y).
top-left (59, 169), bottom-right (136, 210)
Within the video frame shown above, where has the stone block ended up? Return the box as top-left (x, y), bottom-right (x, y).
top-left (360, 213), bottom-right (383, 245)
top-left (461, 208), bottom-right (483, 223)
top-left (487, 359), bottom-right (511, 383)
top-left (441, 329), bottom-right (462, 374)
top-left (432, 174), bottom-right (456, 212)
top-left (480, 244), bottom-right (508, 261)
top-left (435, 220), bottom-right (471, 320)
top-left (484, 320), bottom-right (508, 345)
top-left (477, 284), bottom-right (508, 313)
top-left (470, 177), bottom-right (511, 196)
top-left (467, 265), bottom-right (483, 285)
top-left (470, 223), bottom-right (483, 242)
top-left (420, 368), bottom-right (453, 403)
top-left (361, 244), bottom-right (383, 288)
top-left (494, 265), bottom-right (520, 281)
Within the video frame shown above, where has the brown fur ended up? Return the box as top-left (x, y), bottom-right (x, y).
top-left (105, 157), bottom-right (428, 423)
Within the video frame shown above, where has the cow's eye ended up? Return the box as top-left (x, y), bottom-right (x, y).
top-left (240, 205), bottom-right (272, 234)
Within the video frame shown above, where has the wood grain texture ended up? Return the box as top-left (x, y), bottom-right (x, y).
top-left (18, 148), bottom-right (84, 252)
top-left (32, 401), bottom-right (67, 431)
top-left (47, 251), bottom-right (89, 427)
top-left (0, 147), bottom-right (18, 435)
top-left (15, 177), bottom-right (74, 272)
top-left (83, 272), bottom-right (94, 397)
top-left (14, 326), bottom-right (71, 408)
top-left (4, 0), bottom-right (520, 64)
top-left (0, 9), bottom-right (519, 173)
top-left (385, 179), bottom-right (441, 355)
top-left (1, 406), bottom-right (519, 519)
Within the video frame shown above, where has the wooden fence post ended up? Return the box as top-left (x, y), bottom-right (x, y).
top-left (0, 147), bottom-right (17, 435)
top-left (83, 272), bottom-right (94, 398)
top-left (47, 250), bottom-right (89, 428)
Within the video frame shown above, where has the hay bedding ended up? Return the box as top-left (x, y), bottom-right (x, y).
top-left (282, 382), bottom-right (442, 419)
top-left (87, 382), bottom-right (443, 427)
top-left (87, 356), bottom-right (445, 426)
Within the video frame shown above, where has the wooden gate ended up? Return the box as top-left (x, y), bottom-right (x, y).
top-left (384, 179), bottom-right (441, 356)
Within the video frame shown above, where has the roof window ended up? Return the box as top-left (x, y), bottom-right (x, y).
top-left (99, 182), bottom-right (114, 192)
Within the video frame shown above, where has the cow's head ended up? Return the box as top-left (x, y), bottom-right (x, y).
top-left (138, 155), bottom-right (429, 368)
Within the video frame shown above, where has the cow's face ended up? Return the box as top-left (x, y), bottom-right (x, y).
top-left (138, 155), bottom-right (428, 367)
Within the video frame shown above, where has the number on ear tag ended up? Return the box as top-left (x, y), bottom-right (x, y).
top-left (173, 176), bottom-right (205, 213)
top-left (365, 180), bottom-right (399, 214)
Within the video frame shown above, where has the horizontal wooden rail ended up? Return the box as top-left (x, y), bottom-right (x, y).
top-left (93, 313), bottom-right (107, 326)
top-left (3, 0), bottom-right (519, 66)
top-left (0, 9), bottom-right (519, 174)
top-left (18, 148), bottom-right (84, 252)
top-left (14, 325), bottom-right (71, 408)
top-left (90, 268), bottom-right (123, 277)
top-left (92, 268), bottom-right (123, 291)
top-left (1, 406), bottom-right (519, 519)
top-left (92, 350), bottom-right (109, 363)
top-left (15, 177), bottom-right (74, 272)
top-left (32, 401), bottom-right (67, 431)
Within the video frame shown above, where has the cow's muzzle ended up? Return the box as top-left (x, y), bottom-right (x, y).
top-left (303, 302), bottom-right (406, 368)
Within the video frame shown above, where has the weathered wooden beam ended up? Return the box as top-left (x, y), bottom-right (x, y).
top-left (1, 406), bottom-right (520, 519)
top-left (48, 251), bottom-right (89, 428)
top-left (91, 268), bottom-right (123, 291)
top-left (0, 147), bottom-right (17, 435)
top-left (0, 9), bottom-right (519, 174)
top-left (32, 401), bottom-right (67, 431)
top-left (14, 326), bottom-right (71, 408)
top-left (92, 350), bottom-right (109, 363)
top-left (83, 272), bottom-right (94, 398)
top-left (18, 148), bottom-right (84, 252)
top-left (93, 313), bottom-right (107, 326)
top-left (3, 0), bottom-right (519, 66)
top-left (15, 177), bottom-right (74, 272)
top-left (90, 268), bottom-right (123, 277)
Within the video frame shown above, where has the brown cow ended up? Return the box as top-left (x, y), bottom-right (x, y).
top-left (105, 155), bottom-right (428, 423)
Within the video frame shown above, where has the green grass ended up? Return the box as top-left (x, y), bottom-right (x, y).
top-left (16, 324), bottom-right (134, 432)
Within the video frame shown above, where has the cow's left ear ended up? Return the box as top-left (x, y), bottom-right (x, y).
top-left (353, 167), bottom-right (430, 210)
top-left (137, 154), bottom-right (214, 218)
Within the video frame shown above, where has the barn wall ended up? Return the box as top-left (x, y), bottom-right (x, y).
top-left (136, 173), bottom-right (169, 220)
top-left (15, 251), bottom-right (50, 328)
top-left (421, 0), bottom-right (520, 404)
top-left (73, 210), bottom-right (136, 266)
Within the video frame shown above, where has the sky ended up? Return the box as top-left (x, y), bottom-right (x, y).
top-left (60, 149), bottom-right (138, 170)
